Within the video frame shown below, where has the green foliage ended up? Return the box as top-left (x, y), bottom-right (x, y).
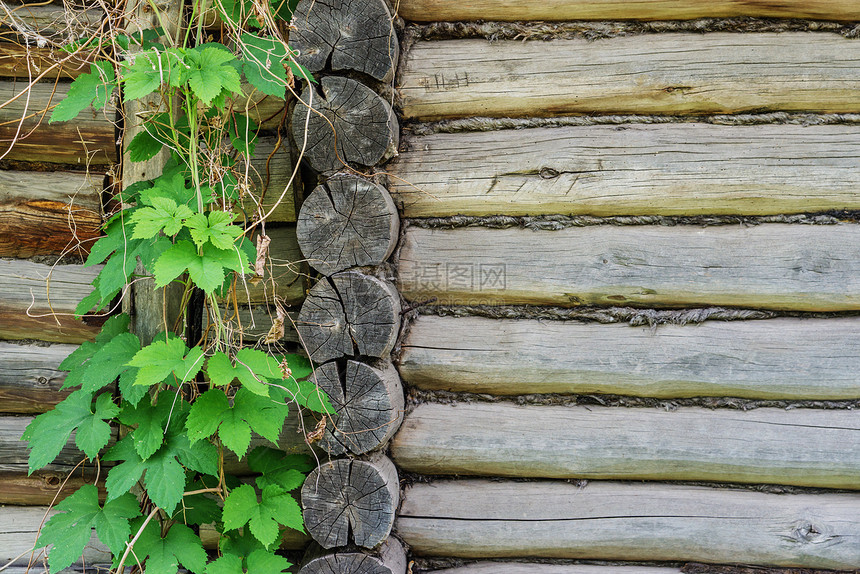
top-left (26, 0), bottom-right (329, 569)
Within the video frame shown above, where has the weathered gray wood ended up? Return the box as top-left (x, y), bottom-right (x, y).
top-left (302, 454), bottom-right (399, 549)
top-left (0, 81), bottom-right (116, 164)
top-left (396, 0), bottom-right (860, 21)
top-left (0, 504), bottom-right (110, 566)
top-left (399, 224), bottom-right (860, 311)
top-left (298, 271), bottom-right (400, 362)
top-left (313, 360), bottom-right (403, 455)
top-left (400, 316), bottom-right (860, 400)
top-left (0, 44), bottom-right (93, 79)
top-left (391, 403), bottom-right (860, 488)
top-left (230, 82), bottom-right (288, 130)
top-left (390, 124), bottom-right (860, 217)
top-left (291, 0), bottom-right (398, 83)
top-left (396, 480), bottom-right (860, 568)
top-left (0, 415), bottom-right (104, 473)
top-left (0, 4), bottom-right (103, 38)
top-left (300, 537), bottom-right (407, 574)
top-left (399, 34), bottom-right (860, 120)
top-left (0, 342), bottom-right (75, 413)
top-left (0, 169), bottom-right (103, 257)
top-left (430, 566), bottom-right (680, 574)
top-left (238, 135), bottom-right (299, 224)
top-left (0, 259), bottom-right (101, 343)
top-left (298, 175), bottom-right (399, 274)
top-left (224, 306), bottom-right (300, 343)
top-left (292, 76), bottom-right (398, 173)
top-left (230, 225), bottom-right (307, 305)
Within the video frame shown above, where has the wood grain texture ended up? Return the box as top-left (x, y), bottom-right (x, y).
top-left (0, 4), bottom-right (103, 37)
top-left (391, 403), bottom-right (860, 488)
top-left (234, 225), bottom-right (307, 305)
top-left (0, 169), bottom-right (102, 257)
top-left (300, 538), bottom-right (407, 574)
top-left (430, 566), bottom-right (680, 574)
top-left (398, 224), bottom-right (860, 311)
top-left (398, 34), bottom-right (860, 120)
top-left (396, 480), bottom-right (860, 568)
top-left (238, 135), bottom-right (298, 224)
top-left (400, 316), bottom-right (860, 399)
top-left (0, 471), bottom-right (103, 505)
top-left (302, 454), bottom-right (399, 549)
top-left (0, 504), bottom-right (110, 566)
top-left (314, 360), bottom-right (404, 455)
top-left (0, 80), bottom-right (116, 164)
top-left (293, 76), bottom-right (398, 173)
top-left (0, 44), bottom-right (93, 79)
top-left (0, 415), bottom-right (105, 473)
top-left (0, 259), bottom-right (101, 343)
top-left (390, 124), bottom-right (860, 217)
top-left (395, 0), bottom-right (860, 22)
top-left (297, 175), bottom-right (399, 274)
top-left (298, 272), bottom-right (401, 362)
top-left (291, 0), bottom-right (399, 83)
top-left (0, 342), bottom-right (74, 413)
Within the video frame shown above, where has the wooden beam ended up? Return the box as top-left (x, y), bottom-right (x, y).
top-left (0, 81), bottom-right (116, 165)
top-left (0, 4), bottom-right (103, 37)
top-left (390, 124), bottom-right (860, 218)
top-left (0, 471), bottom-right (103, 505)
top-left (0, 504), bottom-right (109, 566)
top-left (0, 259), bottom-right (101, 343)
top-left (0, 415), bottom-right (95, 473)
top-left (239, 135), bottom-right (299, 224)
top-left (398, 33), bottom-right (860, 120)
top-left (398, 224), bottom-right (860, 311)
top-left (395, 0), bottom-right (860, 22)
top-left (396, 480), bottom-right (860, 568)
top-left (391, 402), bottom-right (860, 488)
top-left (400, 316), bottom-right (860, 400)
top-left (0, 342), bottom-right (74, 413)
top-left (428, 566), bottom-right (681, 574)
top-left (0, 44), bottom-right (94, 79)
top-left (0, 169), bottom-right (103, 258)
top-left (234, 225), bottom-right (307, 305)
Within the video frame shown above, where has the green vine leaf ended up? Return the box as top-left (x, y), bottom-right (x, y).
top-left (248, 447), bottom-right (310, 491)
top-left (240, 33), bottom-right (289, 99)
top-left (37, 485), bottom-right (140, 573)
top-left (154, 240), bottom-right (242, 294)
top-left (50, 61), bottom-right (116, 123)
top-left (186, 45), bottom-right (242, 105)
top-left (130, 197), bottom-right (194, 238)
top-left (127, 127), bottom-right (164, 162)
top-left (22, 390), bottom-right (117, 472)
top-left (133, 521), bottom-right (208, 574)
top-left (186, 210), bottom-right (243, 249)
top-left (186, 387), bottom-right (289, 458)
top-left (127, 337), bottom-right (205, 388)
top-left (222, 483), bottom-right (303, 548)
top-left (207, 549), bottom-right (292, 574)
top-left (123, 49), bottom-right (186, 102)
top-left (206, 348), bottom-right (281, 396)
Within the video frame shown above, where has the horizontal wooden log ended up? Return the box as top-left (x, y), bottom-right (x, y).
top-left (398, 224), bottom-right (860, 311)
top-left (0, 342), bottom-right (74, 413)
top-left (225, 306), bottom-right (300, 343)
top-left (0, 80), bottom-right (117, 164)
top-left (398, 33), bottom-right (860, 120)
top-left (0, 44), bottom-right (93, 79)
top-left (0, 504), bottom-right (109, 566)
top-left (391, 403), bottom-right (860, 488)
top-left (232, 225), bottom-right (306, 305)
top-left (0, 4), bottom-right (103, 37)
top-left (400, 316), bottom-right (860, 400)
top-left (0, 169), bottom-right (102, 257)
top-left (302, 454), bottom-right (399, 549)
top-left (0, 414), bottom-right (105, 473)
top-left (233, 82), bottom-right (286, 130)
top-left (396, 480), bottom-right (860, 568)
top-left (0, 471), bottom-right (103, 505)
top-left (389, 124), bottom-right (860, 217)
top-left (429, 566), bottom-right (680, 574)
top-left (200, 521), bottom-right (309, 551)
top-left (396, 0), bottom-right (860, 21)
top-left (0, 259), bottom-right (101, 343)
top-left (238, 135), bottom-right (298, 224)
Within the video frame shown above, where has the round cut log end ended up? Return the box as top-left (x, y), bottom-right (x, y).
top-left (301, 455), bottom-right (400, 549)
top-left (297, 272), bottom-right (401, 363)
top-left (312, 360), bottom-right (404, 455)
top-left (290, 0), bottom-right (398, 82)
top-left (292, 77), bottom-right (399, 173)
top-left (297, 174), bottom-right (400, 275)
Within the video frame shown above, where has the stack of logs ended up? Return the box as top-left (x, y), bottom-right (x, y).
top-left (288, 0), bottom-right (408, 571)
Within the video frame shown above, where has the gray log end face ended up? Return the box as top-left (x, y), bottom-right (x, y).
top-left (297, 175), bottom-right (400, 275)
top-left (301, 456), bottom-right (399, 549)
top-left (312, 360), bottom-right (404, 455)
top-left (297, 271), bottom-right (401, 363)
top-left (290, 0), bottom-right (398, 83)
top-left (292, 77), bottom-right (399, 174)
top-left (298, 553), bottom-right (394, 574)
